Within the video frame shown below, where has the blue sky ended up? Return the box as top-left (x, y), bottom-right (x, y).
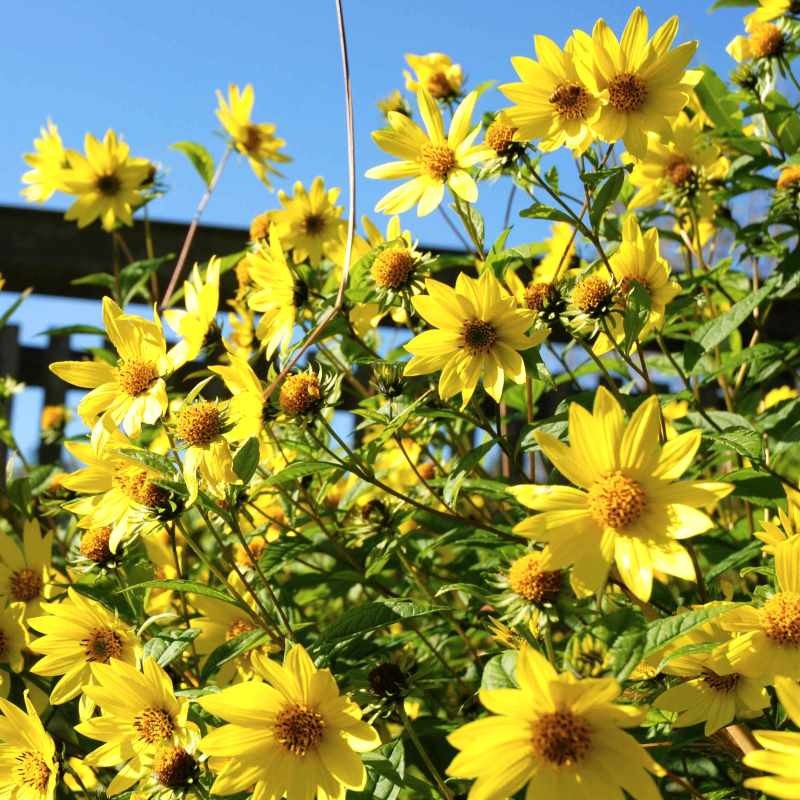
top-left (1, 0), bottom-right (746, 459)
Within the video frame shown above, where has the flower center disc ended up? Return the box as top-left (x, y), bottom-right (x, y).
top-left (588, 471), bottom-right (647, 530)
top-left (524, 281), bottom-right (556, 311)
top-left (242, 125), bottom-right (264, 153)
top-left (134, 707), bottom-right (175, 744)
top-left (750, 23), bottom-right (784, 58)
top-left (420, 143), bottom-right (456, 181)
top-left (549, 82), bottom-right (592, 120)
top-left (9, 568), bottom-right (43, 602)
top-left (153, 745), bottom-right (196, 788)
top-left (302, 213), bottom-right (326, 235)
top-left (176, 401), bottom-right (223, 447)
top-left (226, 618), bottom-right (256, 641)
top-left (372, 248), bottom-right (415, 290)
top-left (665, 158), bottom-right (696, 188)
top-left (531, 709), bottom-right (592, 766)
top-left (701, 670), bottom-right (740, 693)
top-left (573, 276), bottom-right (612, 315)
top-left (508, 554), bottom-right (562, 603)
top-left (461, 319), bottom-right (498, 355)
top-left (82, 627), bottom-right (124, 663)
top-left (96, 173), bottom-right (122, 197)
top-left (118, 360), bottom-right (159, 397)
top-left (15, 751), bottom-right (51, 792)
top-left (274, 703), bottom-right (325, 756)
top-left (0, 630), bottom-right (7, 658)
top-left (608, 72), bottom-right (649, 113)
top-left (762, 591), bottom-right (800, 645)
top-left (280, 373), bottom-right (322, 416)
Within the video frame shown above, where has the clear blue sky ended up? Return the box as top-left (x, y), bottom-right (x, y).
top-left (1, 0), bottom-right (746, 460)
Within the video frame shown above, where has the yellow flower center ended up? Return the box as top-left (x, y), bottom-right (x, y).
top-left (115, 469), bottom-right (169, 509)
top-left (777, 165), bottom-right (800, 190)
top-left (531, 709), bottom-right (592, 766)
top-left (117, 360), bottom-right (159, 397)
top-left (82, 627), bottom-right (124, 663)
top-left (14, 751), bottom-right (51, 792)
top-left (573, 276), bottom-right (613, 315)
top-left (665, 158), bottom-right (696, 188)
top-left (134, 707), bottom-right (175, 744)
top-left (762, 591), bottom-right (800, 645)
top-left (226, 618), bottom-right (256, 641)
top-left (588, 471), bottom-right (647, 530)
top-left (279, 373), bottom-right (322, 416)
top-left (176, 401), bottom-right (223, 447)
top-left (549, 82), bottom-right (592, 120)
top-left (608, 72), bottom-right (649, 113)
top-left (274, 703), bottom-right (325, 756)
top-left (426, 72), bottom-right (455, 99)
top-left (420, 143), bottom-right (456, 181)
top-left (80, 526), bottom-right (114, 563)
top-left (701, 670), bottom-right (740, 693)
top-left (372, 247), bottom-right (416, 290)
top-left (750, 23), bottom-right (784, 58)
top-left (302, 213), bottom-right (327, 236)
top-left (153, 745), bottom-right (196, 788)
top-left (524, 281), bottom-right (556, 311)
top-left (507, 554), bottom-right (562, 603)
top-left (485, 120), bottom-right (517, 154)
top-left (0, 629), bottom-right (7, 658)
top-left (95, 173), bottom-right (122, 197)
top-left (9, 568), bottom-right (43, 603)
top-left (461, 319), bottom-right (498, 355)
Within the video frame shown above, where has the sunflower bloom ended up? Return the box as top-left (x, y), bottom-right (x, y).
top-left (50, 297), bottom-right (180, 435)
top-left (28, 587), bottom-right (139, 709)
top-left (0, 602), bottom-right (28, 689)
top-left (728, 18), bottom-right (786, 61)
top-left (404, 271), bottom-right (545, 406)
top-left (366, 89), bottom-right (493, 217)
top-left (573, 7), bottom-right (700, 157)
top-left (509, 387), bottom-right (733, 601)
top-left (744, 676), bottom-right (800, 798)
top-left (447, 644), bottom-right (660, 800)
top-left (62, 130), bottom-right (151, 231)
top-left (216, 84), bottom-right (290, 186)
top-left (0, 692), bottom-right (58, 800)
top-left (76, 657), bottom-right (199, 796)
top-left (500, 35), bottom-right (601, 154)
top-left (403, 52), bottom-right (464, 99)
top-left (21, 120), bottom-right (69, 203)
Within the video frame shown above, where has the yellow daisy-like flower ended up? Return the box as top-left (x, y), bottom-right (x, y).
top-left (366, 89), bottom-right (493, 217)
top-left (28, 587), bottom-right (139, 708)
top-left (50, 297), bottom-right (179, 436)
top-left (21, 120), bottom-right (69, 203)
top-left (500, 34), bottom-right (601, 154)
top-left (748, 0), bottom-right (799, 23)
top-left (744, 675), bottom-right (800, 798)
top-left (245, 234), bottom-right (302, 358)
top-left (509, 387), bottom-right (733, 601)
top-left (403, 52), bottom-right (464, 100)
top-left (0, 692), bottom-right (58, 800)
top-left (756, 485), bottom-right (800, 554)
top-left (163, 257), bottom-right (221, 364)
top-left (593, 215), bottom-right (681, 355)
top-left (62, 130), bottom-right (151, 231)
top-left (404, 271), bottom-right (545, 406)
top-left (447, 644), bottom-right (660, 800)
top-left (198, 643), bottom-right (381, 799)
top-left (76, 657), bottom-right (199, 796)
top-left (573, 7), bottom-right (700, 157)
top-left (0, 602), bottom-right (28, 687)
top-left (721, 537), bottom-right (800, 682)
top-left (662, 398), bottom-right (689, 440)
top-left (273, 177), bottom-right (344, 266)
top-left (216, 83), bottom-right (290, 186)
top-left (760, 385), bottom-right (799, 412)
top-left (627, 112), bottom-right (729, 217)
top-left (0, 520), bottom-right (59, 621)
top-left (728, 18), bottom-right (786, 61)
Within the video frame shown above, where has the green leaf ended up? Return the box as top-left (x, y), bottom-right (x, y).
top-left (694, 66), bottom-right (741, 132)
top-left (144, 628), bottom-right (200, 668)
top-left (318, 599), bottom-right (442, 645)
top-left (520, 202), bottom-right (581, 228)
top-left (266, 461), bottom-right (341, 485)
top-left (723, 468), bottom-right (785, 506)
top-left (708, 426), bottom-right (762, 460)
top-left (594, 605), bottom-right (647, 681)
top-left (621, 282), bottom-right (652, 355)
top-left (120, 579), bottom-right (240, 606)
top-left (70, 273), bottom-right (116, 289)
top-left (480, 650), bottom-right (519, 689)
top-left (350, 742), bottom-right (406, 800)
top-left (0, 288), bottom-right (32, 328)
top-left (233, 437), bottom-right (260, 483)
top-left (200, 627), bottom-right (269, 682)
top-left (117, 448), bottom-right (176, 477)
top-left (171, 141), bottom-right (215, 186)
top-left (655, 641), bottom-right (718, 673)
top-left (589, 168), bottom-right (625, 230)
top-left (37, 324), bottom-right (106, 338)
top-left (643, 604), bottom-right (738, 658)
top-left (706, 540), bottom-right (763, 582)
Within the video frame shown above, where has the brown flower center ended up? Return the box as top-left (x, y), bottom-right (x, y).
top-left (372, 248), bottom-right (416, 290)
top-left (81, 627), bottom-right (124, 663)
top-left (302, 213), bottom-right (326, 236)
top-left (274, 703), bottom-right (325, 756)
top-left (80, 526), bottom-right (114, 563)
top-left (777, 165), bottom-right (800, 190)
top-left (115, 468), bottom-right (169, 509)
top-left (508, 554), bottom-right (562, 603)
top-left (750, 23), bottom-right (784, 58)
top-left (531, 709), bottom-right (592, 766)
top-left (117, 360), bottom-right (159, 397)
top-left (242, 125), bottom-right (264, 154)
top-left (665, 158), bottom-right (696, 187)
top-left (588, 471), bottom-right (647, 530)
top-left (426, 72), bottom-right (455, 99)
top-left (15, 751), bottom-right (51, 792)
top-left (9, 568), bottom-right (43, 603)
top-left (485, 120), bottom-right (517, 154)
top-left (461, 319), bottom-right (498, 355)
top-left (549, 82), bottom-right (592, 120)
top-left (0, 629), bottom-right (7, 658)
top-left (96, 173), bottom-right (122, 197)
top-left (279, 373), bottom-right (322, 416)
top-left (134, 707), bottom-right (175, 744)
top-left (524, 281), bottom-right (556, 311)
top-left (762, 591), bottom-right (800, 645)
top-left (176, 401), bottom-right (223, 447)
top-left (226, 618), bottom-right (256, 641)
top-left (701, 670), bottom-right (740, 693)
top-left (420, 143), bottom-right (456, 181)
top-left (608, 72), bottom-right (648, 113)
top-left (153, 745), bottom-right (196, 788)
top-left (573, 276), bottom-right (613, 315)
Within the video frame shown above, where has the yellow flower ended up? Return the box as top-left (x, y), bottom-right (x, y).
top-left (216, 84), bottom-right (290, 186)
top-left (744, 675), bottom-right (800, 798)
top-left (447, 644), bottom-right (660, 800)
top-left (403, 52), bottom-right (463, 99)
top-left (747, 0), bottom-right (799, 23)
top-left (39, 404), bottom-right (68, 432)
top-left (28, 587), bottom-right (139, 710)
top-left (366, 89), bottom-right (492, 217)
top-left (662, 398), bottom-right (689, 440)
top-left (535, 222), bottom-right (581, 283)
top-left (50, 297), bottom-right (179, 435)
top-left (21, 120), bottom-right (69, 203)
top-left (0, 692), bottom-right (58, 800)
top-left (225, 299), bottom-right (256, 359)
top-left (404, 271), bottom-right (545, 406)
top-left (245, 234), bottom-right (302, 358)
top-left (273, 177), bottom-right (344, 266)
top-left (721, 537), bottom-right (800, 682)
top-left (509, 387), bottom-right (733, 601)
top-left (0, 602), bottom-right (28, 681)
top-left (573, 7), bottom-right (700, 157)
top-left (76, 657), bottom-right (199, 796)
top-left (593, 215), bottom-right (681, 355)
top-left (163, 257), bottom-right (221, 364)
top-left (198, 643), bottom-right (380, 799)
top-left (728, 19), bottom-right (786, 61)
top-left (0, 520), bottom-right (59, 620)
top-left (760, 385), bottom-right (799, 412)
top-left (62, 130), bottom-right (151, 231)
top-left (377, 89), bottom-right (411, 119)
top-left (500, 34), bottom-right (601, 154)
top-left (756, 485), bottom-right (800, 554)
top-left (627, 112), bottom-right (729, 217)
top-left (63, 757), bottom-right (99, 794)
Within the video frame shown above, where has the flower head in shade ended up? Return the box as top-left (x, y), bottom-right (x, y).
top-left (403, 52), bottom-right (463, 100)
